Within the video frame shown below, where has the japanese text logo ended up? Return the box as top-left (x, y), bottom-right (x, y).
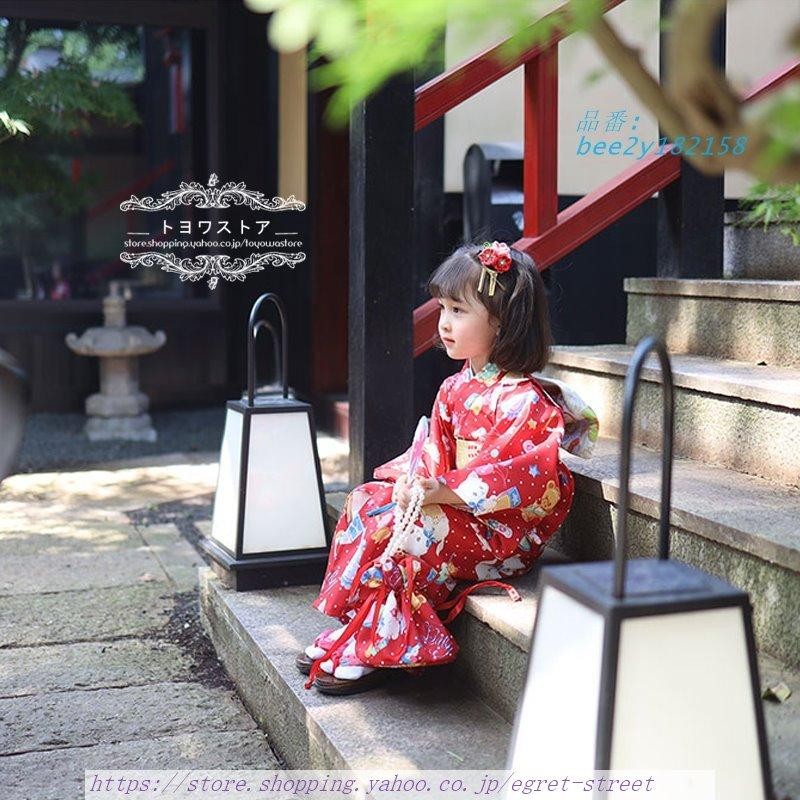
top-left (119, 173), bottom-right (306, 289)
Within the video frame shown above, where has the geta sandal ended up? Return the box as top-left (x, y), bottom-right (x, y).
top-left (312, 669), bottom-right (389, 695)
top-left (295, 651), bottom-right (315, 675)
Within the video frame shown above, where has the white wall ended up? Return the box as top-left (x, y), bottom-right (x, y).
top-left (442, 0), bottom-right (798, 200)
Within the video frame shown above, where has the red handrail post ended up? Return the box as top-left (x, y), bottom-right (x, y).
top-left (410, 0), bottom-right (800, 358)
top-left (523, 48), bottom-right (558, 238)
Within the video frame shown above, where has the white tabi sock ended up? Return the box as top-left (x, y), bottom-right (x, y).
top-left (319, 658), bottom-right (375, 679)
top-left (310, 630), bottom-right (376, 680)
top-left (332, 663), bottom-right (375, 680)
top-left (332, 637), bottom-right (375, 680)
top-left (304, 625), bottom-right (347, 659)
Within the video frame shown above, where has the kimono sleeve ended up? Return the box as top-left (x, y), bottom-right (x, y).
top-left (372, 376), bottom-right (456, 482)
top-left (437, 380), bottom-right (566, 522)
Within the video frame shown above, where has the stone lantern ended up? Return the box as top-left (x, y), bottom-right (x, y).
top-left (66, 282), bottom-right (166, 442)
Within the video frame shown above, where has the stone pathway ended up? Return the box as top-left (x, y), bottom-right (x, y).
top-left (0, 452), bottom-right (288, 800)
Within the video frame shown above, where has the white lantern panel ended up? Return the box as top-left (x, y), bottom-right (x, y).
top-left (611, 606), bottom-right (764, 800)
top-left (211, 407), bottom-right (244, 553)
top-left (508, 585), bottom-right (605, 771)
top-left (243, 410), bottom-right (327, 553)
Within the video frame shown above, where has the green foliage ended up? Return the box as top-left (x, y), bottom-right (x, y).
top-left (739, 181), bottom-right (800, 246)
top-left (0, 59), bottom-right (138, 212)
top-left (0, 21), bottom-right (144, 82)
top-left (30, 25), bottom-right (144, 81)
top-left (3, 62), bottom-right (139, 134)
top-left (245, 0), bottom-right (607, 126)
top-left (740, 72), bottom-right (800, 236)
top-left (247, 0), bottom-right (800, 188)
top-left (749, 84), bottom-right (800, 178)
top-left (0, 18), bottom-right (141, 260)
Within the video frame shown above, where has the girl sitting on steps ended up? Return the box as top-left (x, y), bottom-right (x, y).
top-left (298, 241), bottom-right (598, 695)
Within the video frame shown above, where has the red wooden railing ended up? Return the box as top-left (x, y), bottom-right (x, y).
top-left (86, 159), bottom-right (177, 222)
top-left (414, 1), bottom-right (624, 132)
top-left (412, 2), bottom-right (800, 357)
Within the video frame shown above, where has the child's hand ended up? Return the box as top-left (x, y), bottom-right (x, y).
top-left (393, 475), bottom-right (441, 513)
top-left (392, 475), bottom-right (412, 514)
top-left (416, 477), bottom-right (442, 505)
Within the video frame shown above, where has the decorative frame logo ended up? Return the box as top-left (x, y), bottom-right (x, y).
top-left (119, 173), bottom-right (306, 289)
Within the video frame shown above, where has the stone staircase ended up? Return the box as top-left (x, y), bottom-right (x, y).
top-left (199, 275), bottom-right (800, 798)
top-left (543, 278), bottom-right (800, 670)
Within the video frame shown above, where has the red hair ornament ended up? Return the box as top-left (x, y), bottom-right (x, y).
top-left (476, 241), bottom-right (512, 296)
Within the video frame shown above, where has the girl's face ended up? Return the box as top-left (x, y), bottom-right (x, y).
top-left (437, 294), bottom-right (500, 366)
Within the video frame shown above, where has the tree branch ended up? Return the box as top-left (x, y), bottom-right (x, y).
top-left (585, 0), bottom-right (800, 182)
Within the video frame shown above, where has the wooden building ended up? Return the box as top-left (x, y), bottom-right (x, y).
top-left (0, 0), bottom-right (349, 415)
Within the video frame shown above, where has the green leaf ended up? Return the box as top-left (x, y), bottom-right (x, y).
top-left (245, 0), bottom-right (294, 12)
top-left (268, 0), bottom-right (322, 52)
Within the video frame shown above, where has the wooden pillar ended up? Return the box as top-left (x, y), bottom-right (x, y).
top-left (308, 83), bottom-right (349, 400)
top-left (412, 46), bottom-right (449, 422)
top-left (656, 0), bottom-right (725, 279)
top-left (349, 74), bottom-right (415, 485)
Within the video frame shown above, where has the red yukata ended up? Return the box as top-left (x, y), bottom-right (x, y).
top-left (306, 360), bottom-right (584, 685)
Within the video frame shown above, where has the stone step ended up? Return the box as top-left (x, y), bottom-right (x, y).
top-left (555, 436), bottom-right (800, 668)
top-left (542, 344), bottom-right (800, 488)
top-left (198, 568), bottom-right (511, 771)
top-left (326, 430), bottom-right (800, 669)
top-left (201, 476), bottom-right (800, 796)
top-left (625, 278), bottom-right (800, 369)
top-left (454, 563), bottom-right (800, 800)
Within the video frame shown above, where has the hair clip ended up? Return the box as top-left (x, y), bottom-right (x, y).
top-left (476, 241), bottom-right (512, 296)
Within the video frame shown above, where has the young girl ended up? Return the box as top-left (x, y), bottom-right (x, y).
top-left (299, 241), bottom-right (598, 695)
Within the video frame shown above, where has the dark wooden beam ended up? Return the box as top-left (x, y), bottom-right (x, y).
top-left (412, 44), bottom-right (453, 422)
top-left (308, 80), bottom-right (349, 399)
top-left (0, 0), bottom-right (215, 28)
top-left (349, 74), bottom-right (415, 485)
top-left (656, 0), bottom-right (725, 279)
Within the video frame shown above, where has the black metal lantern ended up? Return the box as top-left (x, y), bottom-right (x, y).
top-left (241, 318), bottom-right (295, 400)
top-left (507, 337), bottom-right (773, 799)
top-left (201, 293), bottom-right (330, 590)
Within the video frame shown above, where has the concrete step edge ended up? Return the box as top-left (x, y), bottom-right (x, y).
top-left (548, 344), bottom-right (800, 409)
top-left (198, 567), bottom-right (511, 771)
top-left (199, 556), bottom-right (800, 798)
top-left (460, 435), bottom-right (800, 652)
top-left (624, 277), bottom-right (800, 302)
top-left (564, 436), bottom-right (800, 574)
top-left (326, 431), bottom-right (800, 651)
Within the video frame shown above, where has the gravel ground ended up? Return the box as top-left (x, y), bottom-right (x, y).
top-left (14, 407), bottom-right (226, 473)
top-left (13, 410), bottom-right (352, 501)
top-left (13, 408), bottom-right (352, 487)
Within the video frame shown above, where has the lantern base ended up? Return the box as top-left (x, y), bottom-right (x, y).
top-left (200, 536), bottom-right (329, 591)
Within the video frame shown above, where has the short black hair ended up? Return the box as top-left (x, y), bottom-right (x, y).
top-left (427, 243), bottom-right (552, 374)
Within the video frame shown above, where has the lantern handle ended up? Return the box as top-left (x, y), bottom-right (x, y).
top-left (252, 320), bottom-right (282, 394)
top-left (614, 336), bottom-right (674, 600)
top-left (247, 293), bottom-right (288, 404)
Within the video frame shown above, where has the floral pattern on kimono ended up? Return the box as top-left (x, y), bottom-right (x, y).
top-left (308, 360), bottom-right (596, 680)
